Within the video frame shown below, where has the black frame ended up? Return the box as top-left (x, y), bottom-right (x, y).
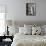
top-left (26, 3), bottom-right (36, 16)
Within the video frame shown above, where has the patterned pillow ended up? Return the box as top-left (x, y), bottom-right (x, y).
top-left (32, 26), bottom-right (41, 35)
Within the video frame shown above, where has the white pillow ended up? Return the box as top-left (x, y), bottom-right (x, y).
top-left (32, 26), bottom-right (41, 35)
top-left (24, 24), bottom-right (32, 35)
top-left (24, 27), bottom-right (32, 35)
top-left (42, 25), bottom-right (46, 33)
top-left (19, 27), bottom-right (32, 35)
top-left (19, 27), bottom-right (25, 34)
top-left (8, 26), bottom-right (19, 36)
top-left (40, 25), bottom-right (45, 35)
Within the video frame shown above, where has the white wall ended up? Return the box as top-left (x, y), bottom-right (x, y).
top-left (0, 0), bottom-right (46, 22)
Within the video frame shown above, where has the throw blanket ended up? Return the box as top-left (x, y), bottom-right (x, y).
top-left (11, 33), bottom-right (46, 46)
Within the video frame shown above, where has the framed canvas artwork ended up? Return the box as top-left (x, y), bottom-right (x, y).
top-left (26, 3), bottom-right (36, 16)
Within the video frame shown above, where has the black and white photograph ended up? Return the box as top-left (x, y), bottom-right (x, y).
top-left (26, 3), bottom-right (36, 16)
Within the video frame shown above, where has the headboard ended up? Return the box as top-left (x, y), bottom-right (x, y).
top-left (15, 21), bottom-right (46, 27)
top-left (6, 20), bottom-right (46, 27)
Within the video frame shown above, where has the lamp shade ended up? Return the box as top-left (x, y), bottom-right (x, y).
top-left (6, 20), bottom-right (12, 26)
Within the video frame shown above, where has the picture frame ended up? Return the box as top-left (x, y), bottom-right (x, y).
top-left (26, 3), bottom-right (36, 16)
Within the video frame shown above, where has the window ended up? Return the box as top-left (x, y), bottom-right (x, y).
top-left (0, 5), bottom-right (5, 35)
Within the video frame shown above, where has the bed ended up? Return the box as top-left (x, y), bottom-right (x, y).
top-left (11, 33), bottom-right (46, 46)
top-left (11, 21), bottom-right (46, 46)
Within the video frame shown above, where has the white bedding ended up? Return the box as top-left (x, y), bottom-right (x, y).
top-left (11, 33), bottom-right (46, 46)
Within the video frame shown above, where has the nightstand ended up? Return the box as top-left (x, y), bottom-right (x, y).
top-left (3, 36), bottom-right (13, 42)
top-left (0, 36), bottom-right (13, 46)
top-left (2, 36), bottom-right (13, 46)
